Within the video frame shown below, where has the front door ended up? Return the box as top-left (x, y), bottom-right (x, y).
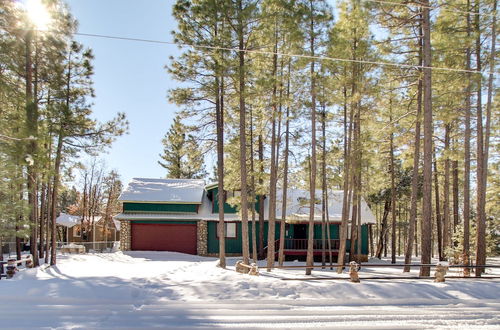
top-left (293, 224), bottom-right (307, 239)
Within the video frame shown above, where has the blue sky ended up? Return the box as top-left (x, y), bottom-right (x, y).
top-left (66, 0), bottom-right (180, 186)
top-left (63, 0), bottom-right (346, 187)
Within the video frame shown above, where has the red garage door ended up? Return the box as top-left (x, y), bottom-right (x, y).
top-left (131, 223), bottom-right (197, 254)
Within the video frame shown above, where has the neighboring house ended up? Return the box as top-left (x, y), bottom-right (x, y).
top-left (115, 178), bottom-right (376, 261)
top-left (56, 213), bottom-right (120, 243)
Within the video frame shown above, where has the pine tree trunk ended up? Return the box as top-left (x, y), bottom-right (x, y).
top-left (237, 0), bottom-right (250, 266)
top-left (215, 61), bottom-right (226, 268)
top-left (50, 131), bottom-right (63, 266)
top-left (452, 158), bottom-right (459, 233)
top-left (403, 63), bottom-right (423, 272)
top-left (25, 30), bottom-right (39, 267)
top-left (476, 0), bottom-right (496, 276)
top-left (474, 0), bottom-right (485, 277)
top-left (337, 76), bottom-right (354, 273)
top-left (249, 107), bottom-right (258, 263)
top-left (305, 0), bottom-right (317, 276)
top-left (278, 59), bottom-right (291, 267)
top-left (420, 0), bottom-right (433, 277)
top-left (390, 101), bottom-right (396, 264)
top-left (321, 108), bottom-right (327, 267)
top-left (463, 0), bottom-right (472, 276)
top-left (375, 197), bottom-right (391, 259)
top-left (39, 180), bottom-right (46, 260)
top-left (443, 124), bottom-right (451, 258)
top-left (45, 181), bottom-right (51, 263)
top-left (258, 136), bottom-right (265, 259)
top-left (433, 158), bottom-right (443, 261)
top-left (266, 28), bottom-right (279, 271)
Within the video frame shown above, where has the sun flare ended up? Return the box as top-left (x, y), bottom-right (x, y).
top-left (25, 0), bottom-right (51, 31)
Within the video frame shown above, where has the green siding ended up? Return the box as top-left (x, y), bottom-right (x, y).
top-left (345, 224), bottom-right (369, 255)
top-left (207, 221), bottom-right (281, 254)
top-left (123, 202), bottom-right (198, 213)
top-left (206, 222), bottom-right (346, 254)
top-left (313, 224), bottom-right (340, 239)
top-left (362, 224), bottom-right (369, 255)
top-left (209, 187), bottom-right (262, 214)
top-left (211, 187), bottom-right (238, 214)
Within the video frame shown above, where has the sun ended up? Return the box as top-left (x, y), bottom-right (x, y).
top-left (25, 0), bottom-right (51, 31)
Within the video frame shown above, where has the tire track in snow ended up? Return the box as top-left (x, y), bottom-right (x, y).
top-left (1, 300), bottom-right (498, 329)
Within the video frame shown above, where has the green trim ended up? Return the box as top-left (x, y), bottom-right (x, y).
top-left (121, 200), bottom-right (202, 205)
top-left (123, 211), bottom-right (198, 215)
top-left (123, 202), bottom-right (199, 213)
top-left (131, 221), bottom-right (197, 225)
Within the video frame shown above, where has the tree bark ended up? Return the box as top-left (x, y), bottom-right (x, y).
top-left (50, 131), bottom-right (63, 266)
top-left (305, 0), bottom-right (317, 276)
top-left (403, 65), bottom-right (421, 271)
top-left (463, 0), bottom-right (472, 276)
top-left (337, 73), bottom-right (354, 273)
top-left (420, 0), bottom-right (433, 277)
top-left (476, 0), bottom-right (496, 276)
top-left (321, 107), bottom-right (327, 267)
top-left (433, 157), bottom-right (443, 261)
top-left (237, 0), bottom-right (250, 266)
top-left (443, 124), bottom-right (451, 257)
top-left (249, 107), bottom-right (258, 263)
top-left (375, 197), bottom-right (391, 259)
top-left (452, 157), bottom-right (459, 233)
top-left (278, 59), bottom-right (292, 267)
top-left (266, 26), bottom-right (279, 271)
top-left (258, 135), bottom-right (265, 259)
top-left (215, 50), bottom-right (226, 268)
top-left (25, 29), bottom-right (39, 267)
top-left (390, 98), bottom-right (396, 264)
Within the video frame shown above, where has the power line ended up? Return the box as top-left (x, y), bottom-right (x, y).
top-left (72, 31), bottom-right (495, 76)
top-left (360, 0), bottom-right (497, 18)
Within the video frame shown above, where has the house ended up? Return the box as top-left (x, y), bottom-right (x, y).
top-left (56, 213), bottom-right (120, 243)
top-left (115, 178), bottom-right (376, 261)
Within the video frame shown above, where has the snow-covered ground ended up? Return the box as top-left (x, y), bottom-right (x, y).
top-left (1, 252), bottom-right (499, 329)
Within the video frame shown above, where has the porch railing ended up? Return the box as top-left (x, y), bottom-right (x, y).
top-left (274, 239), bottom-right (343, 251)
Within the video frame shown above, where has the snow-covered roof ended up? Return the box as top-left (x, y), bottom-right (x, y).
top-left (119, 178), bottom-right (206, 204)
top-left (56, 213), bottom-right (81, 227)
top-left (274, 189), bottom-right (376, 224)
top-left (56, 213), bottom-right (110, 228)
top-left (114, 183), bottom-right (376, 224)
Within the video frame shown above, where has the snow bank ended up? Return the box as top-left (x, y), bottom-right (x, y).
top-left (1, 253), bottom-right (498, 328)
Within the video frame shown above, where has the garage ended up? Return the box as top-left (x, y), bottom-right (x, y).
top-left (131, 223), bottom-right (197, 254)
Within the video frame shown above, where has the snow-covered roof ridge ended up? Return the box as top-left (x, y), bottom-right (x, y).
top-left (56, 213), bottom-right (105, 227)
top-left (119, 177), bottom-right (206, 204)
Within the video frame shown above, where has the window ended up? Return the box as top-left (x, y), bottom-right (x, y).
top-left (226, 223), bottom-right (236, 238)
top-left (217, 222), bottom-right (237, 239)
top-left (73, 226), bottom-right (81, 237)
